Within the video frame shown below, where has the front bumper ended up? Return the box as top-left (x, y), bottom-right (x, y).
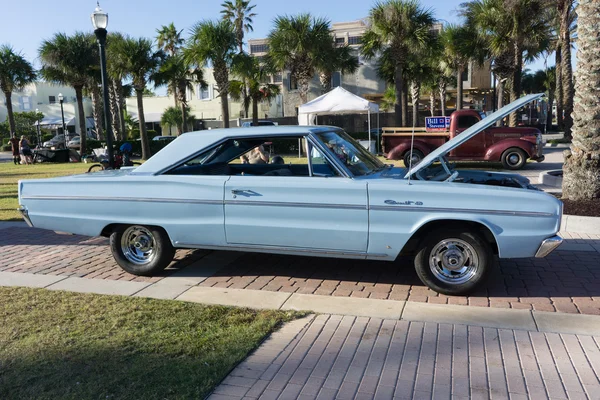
top-left (18, 206), bottom-right (34, 228)
top-left (535, 235), bottom-right (563, 258)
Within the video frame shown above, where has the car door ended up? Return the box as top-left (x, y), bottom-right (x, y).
top-left (224, 138), bottom-right (368, 252)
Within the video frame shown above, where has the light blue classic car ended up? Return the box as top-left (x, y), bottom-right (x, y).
top-left (18, 94), bottom-right (562, 295)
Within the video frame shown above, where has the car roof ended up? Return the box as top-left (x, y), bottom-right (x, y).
top-left (133, 125), bottom-right (339, 175)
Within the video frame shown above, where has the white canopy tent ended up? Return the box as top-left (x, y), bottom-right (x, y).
top-left (297, 87), bottom-right (380, 152)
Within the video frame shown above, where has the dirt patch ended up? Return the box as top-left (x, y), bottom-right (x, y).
top-left (561, 198), bottom-right (600, 217)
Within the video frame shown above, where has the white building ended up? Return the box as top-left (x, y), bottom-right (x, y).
top-left (0, 82), bottom-right (93, 134)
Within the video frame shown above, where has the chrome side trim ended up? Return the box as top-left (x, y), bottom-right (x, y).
top-left (175, 241), bottom-right (389, 258)
top-left (225, 200), bottom-right (366, 210)
top-left (18, 206), bottom-right (34, 227)
top-left (369, 205), bottom-right (554, 217)
top-left (535, 235), bottom-right (563, 258)
top-left (20, 195), bottom-right (222, 205)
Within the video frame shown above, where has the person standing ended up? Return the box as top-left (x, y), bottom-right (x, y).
top-left (9, 133), bottom-right (20, 165)
top-left (19, 136), bottom-right (33, 165)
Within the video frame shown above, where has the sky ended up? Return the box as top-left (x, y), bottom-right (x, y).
top-left (1, 0), bottom-right (552, 83)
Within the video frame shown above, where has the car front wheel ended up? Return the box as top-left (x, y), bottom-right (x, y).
top-left (110, 225), bottom-right (175, 276)
top-left (414, 229), bottom-right (492, 295)
top-left (501, 148), bottom-right (527, 170)
top-left (403, 149), bottom-right (424, 169)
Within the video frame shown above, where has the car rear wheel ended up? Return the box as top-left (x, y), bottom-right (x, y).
top-left (501, 148), bottom-right (527, 170)
top-left (403, 149), bottom-right (424, 169)
top-left (110, 225), bottom-right (175, 276)
top-left (414, 229), bottom-right (492, 295)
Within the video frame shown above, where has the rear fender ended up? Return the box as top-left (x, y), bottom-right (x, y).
top-left (386, 140), bottom-right (432, 160)
top-left (484, 140), bottom-right (535, 161)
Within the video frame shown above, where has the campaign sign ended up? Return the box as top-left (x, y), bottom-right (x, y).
top-left (425, 116), bottom-right (450, 132)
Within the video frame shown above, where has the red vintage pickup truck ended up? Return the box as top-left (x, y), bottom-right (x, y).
top-left (382, 109), bottom-right (545, 170)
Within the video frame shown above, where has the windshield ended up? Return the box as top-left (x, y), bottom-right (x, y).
top-left (315, 130), bottom-right (385, 176)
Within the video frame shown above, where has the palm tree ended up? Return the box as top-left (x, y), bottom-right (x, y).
top-left (562, 0), bottom-right (600, 200)
top-left (230, 55), bottom-right (281, 126)
top-left (0, 45), bottom-right (36, 137)
top-left (39, 32), bottom-right (97, 155)
top-left (156, 23), bottom-right (184, 56)
top-left (543, 66), bottom-right (556, 131)
top-left (185, 20), bottom-right (238, 128)
top-left (556, 0), bottom-right (575, 138)
top-left (361, 0), bottom-right (435, 127)
top-left (111, 36), bottom-right (164, 159)
top-left (267, 14), bottom-right (334, 105)
top-left (221, 0), bottom-right (256, 53)
top-left (160, 105), bottom-right (194, 135)
top-left (317, 45), bottom-right (360, 94)
top-left (107, 32), bottom-right (128, 140)
top-left (155, 53), bottom-right (204, 133)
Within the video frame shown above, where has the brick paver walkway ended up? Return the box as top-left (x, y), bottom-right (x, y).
top-left (210, 315), bottom-right (600, 400)
top-left (2, 226), bottom-right (600, 315)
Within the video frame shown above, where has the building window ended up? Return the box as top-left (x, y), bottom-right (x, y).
top-left (273, 73), bottom-right (283, 83)
top-left (21, 96), bottom-right (31, 111)
top-left (250, 44), bottom-right (269, 54)
top-left (348, 36), bottom-right (362, 45)
top-left (49, 95), bottom-right (56, 104)
top-left (331, 72), bottom-right (341, 88)
top-left (461, 69), bottom-right (469, 82)
top-left (288, 74), bottom-right (298, 91)
top-left (198, 84), bottom-right (211, 100)
top-left (335, 37), bottom-right (345, 45)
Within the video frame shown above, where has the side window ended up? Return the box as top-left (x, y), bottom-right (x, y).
top-left (309, 146), bottom-right (340, 177)
top-left (457, 115), bottom-right (479, 129)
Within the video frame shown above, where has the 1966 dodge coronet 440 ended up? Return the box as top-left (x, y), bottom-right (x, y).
top-left (18, 94), bottom-right (562, 295)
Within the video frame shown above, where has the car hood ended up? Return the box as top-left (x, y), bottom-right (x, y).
top-left (404, 93), bottom-right (544, 179)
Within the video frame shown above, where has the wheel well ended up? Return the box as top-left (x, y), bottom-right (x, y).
top-left (99, 223), bottom-right (171, 240)
top-left (399, 219), bottom-right (499, 257)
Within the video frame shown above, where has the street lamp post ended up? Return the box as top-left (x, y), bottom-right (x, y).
top-left (91, 2), bottom-right (114, 166)
top-left (58, 93), bottom-right (67, 149)
top-left (35, 108), bottom-right (41, 148)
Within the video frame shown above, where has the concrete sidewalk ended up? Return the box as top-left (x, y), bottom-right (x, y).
top-left (208, 314), bottom-right (600, 400)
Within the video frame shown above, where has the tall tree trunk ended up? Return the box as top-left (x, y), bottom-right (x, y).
top-left (4, 92), bottom-right (16, 135)
top-left (559, 0), bottom-right (574, 139)
top-left (546, 90), bottom-right (555, 132)
top-left (136, 88), bottom-right (150, 160)
top-left (394, 63), bottom-right (404, 127)
top-left (402, 85), bottom-right (409, 127)
top-left (509, 44), bottom-right (523, 127)
top-left (429, 90), bottom-right (436, 117)
top-left (181, 103), bottom-right (188, 134)
top-left (109, 81), bottom-right (121, 141)
top-left (410, 81), bottom-right (421, 127)
top-left (562, 0), bottom-right (600, 200)
top-left (438, 79), bottom-right (446, 117)
top-left (113, 80), bottom-right (127, 139)
top-left (90, 85), bottom-right (103, 140)
top-left (555, 44), bottom-right (564, 129)
top-left (252, 96), bottom-right (259, 126)
top-left (298, 77), bottom-right (310, 104)
top-left (75, 86), bottom-right (87, 156)
top-left (456, 68), bottom-right (464, 111)
top-left (496, 79), bottom-right (505, 127)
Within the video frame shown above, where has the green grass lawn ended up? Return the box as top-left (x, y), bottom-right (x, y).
top-left (0, 287), bottom-right (303, 399)
top-left (0, 162), bottom-right (90, 221)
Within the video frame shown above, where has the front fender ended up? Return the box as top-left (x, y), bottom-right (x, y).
top-left (484, 140), bottom-right (535, 161)
top-left (386, 140), bottom-right (432, 160)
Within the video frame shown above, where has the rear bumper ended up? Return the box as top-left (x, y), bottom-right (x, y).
top-left (535, 235), bottom-right (563, 258)
top-left (18, 206), bottom-right (34, 228)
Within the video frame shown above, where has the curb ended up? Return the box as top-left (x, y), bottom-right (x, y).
top-left (543, 143), bottom-right (570, 148)
top-left (2, 272), bottom-right (599, 337)
top-left (562, 214), bottom-right (600, 235)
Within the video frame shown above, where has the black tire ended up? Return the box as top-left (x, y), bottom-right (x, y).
top-left (403, 149), bottom-right (424, 169)
top-left (87, 164), bottom-right (104, 173)
top-left (501, 147), bottom-right (527, 170)
top-left (109, 225), bottom-right (175, 276)
top-left (413, 228), bottom-right (492, 295)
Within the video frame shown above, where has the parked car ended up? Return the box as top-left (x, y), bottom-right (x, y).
top-left (152, 135), bottom-right (177, 142)
top-left (242, 120), bottom-right (278, 127)
top-left (43, 134), bottom-right (78, 149)
top-left (18, 94), bottom-right (562, 295)
top-left (382, 107), bottom-right (545, 170)
top-left (67, 136), bottom-right (81, 149)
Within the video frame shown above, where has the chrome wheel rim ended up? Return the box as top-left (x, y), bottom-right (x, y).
top-left (507, 152), bottom-right (522, 167)
top-left (407, 152), bottom-right (421, 166)
top-left (121, 226), bottom-right (156, 265)
top-left (429, 239), bottom-right (479, 285)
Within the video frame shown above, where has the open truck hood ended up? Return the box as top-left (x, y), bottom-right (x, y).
top-left (404, 93), bottom-right (544, 179)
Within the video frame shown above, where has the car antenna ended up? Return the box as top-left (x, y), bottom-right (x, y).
top-left (407, 111), bottom-right (417, 185)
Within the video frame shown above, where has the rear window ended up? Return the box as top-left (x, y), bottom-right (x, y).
top-left (457, 115), bottom-right (480, 129)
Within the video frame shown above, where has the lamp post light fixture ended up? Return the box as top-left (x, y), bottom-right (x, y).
top-left (91, 2), bottom-right (114, 166)
top-left (35, 108), bottom-right (41, 148)
top-left (58, 93), bottom-right (67, 149)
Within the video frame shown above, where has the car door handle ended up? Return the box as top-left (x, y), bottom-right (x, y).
top-left (231, 189), bottom-right (249, 195)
